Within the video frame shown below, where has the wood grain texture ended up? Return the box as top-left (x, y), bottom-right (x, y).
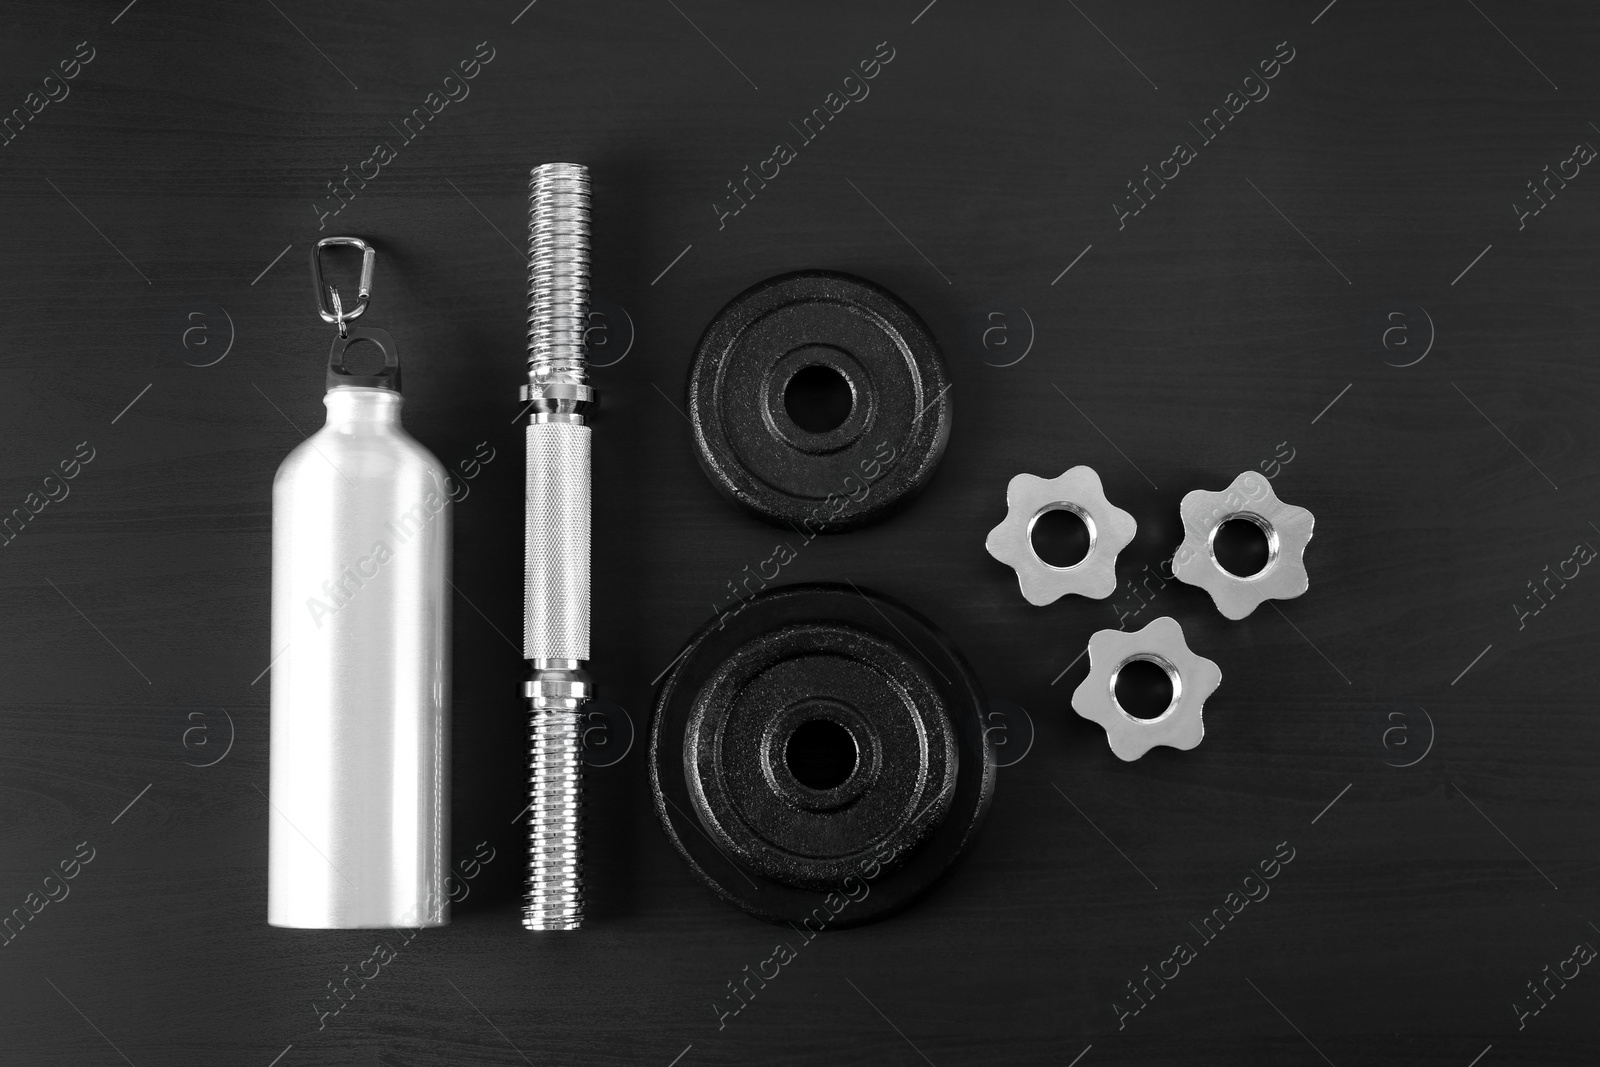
top-left (0, 0), bottom-right (1597, 1063)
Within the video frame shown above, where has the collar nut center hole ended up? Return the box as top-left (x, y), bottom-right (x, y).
top-left (1029, 505), bottom-right (1095, 569)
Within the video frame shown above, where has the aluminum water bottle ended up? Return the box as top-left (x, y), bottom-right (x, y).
top-left (268, 238), bottom-right (450, 928)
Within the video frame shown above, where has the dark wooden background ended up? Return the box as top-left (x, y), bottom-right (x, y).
top-left (1, 1), bottom-right (1597, 1064)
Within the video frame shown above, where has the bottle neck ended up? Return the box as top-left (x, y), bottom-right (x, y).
top-left (323, 386), bottom-right (402, 431)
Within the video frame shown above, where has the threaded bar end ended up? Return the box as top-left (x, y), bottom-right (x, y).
top-left (526, 162), bottom-right (590, 394)
top-left (523, 706), bottom-right (584, 930)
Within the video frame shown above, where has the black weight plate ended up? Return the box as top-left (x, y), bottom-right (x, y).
top-left (687, 271), bottom-right (951, 533)
top-left (687, 622), bottom-right (958, 888)
top-left (650, 584), bottom-right (993, 928)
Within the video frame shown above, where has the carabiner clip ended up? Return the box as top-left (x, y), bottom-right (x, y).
top-left (312, 236), bottom-right (376, 337)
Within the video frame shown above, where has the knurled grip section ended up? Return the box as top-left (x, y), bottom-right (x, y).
top-left (524, 421), bottom-right (590, 660)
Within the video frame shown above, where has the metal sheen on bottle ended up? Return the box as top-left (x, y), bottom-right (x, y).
top-left (267, 238), bottom-right (450, 929)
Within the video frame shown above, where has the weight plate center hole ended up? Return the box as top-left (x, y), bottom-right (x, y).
top-left (1029, 504), bottom-right (1095, 569)
top-left (784, 718), bottom-right (858, 791)
top-left (1210, 514), bottom-right (1277, 577)
top-left (783, 364), bottom-right (854, 434)
top-left (1112, 656), bottom-right (1181, 721)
